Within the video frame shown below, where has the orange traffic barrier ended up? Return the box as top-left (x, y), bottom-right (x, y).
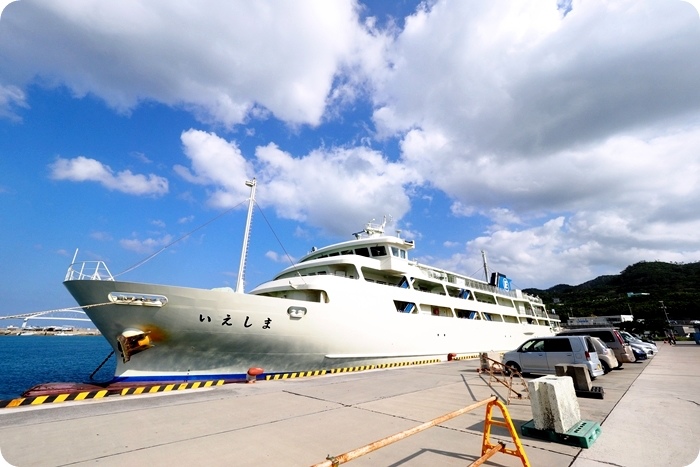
top-left (310, 395), bottom-right (530, 467)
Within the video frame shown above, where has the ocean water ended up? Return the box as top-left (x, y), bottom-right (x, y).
top-left (0, 335), bottom-right (117, 400)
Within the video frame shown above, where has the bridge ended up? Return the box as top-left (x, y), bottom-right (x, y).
top-left (0, 307), bottom-right (93, 331)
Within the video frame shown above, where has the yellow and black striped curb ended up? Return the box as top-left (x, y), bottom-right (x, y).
top-left (452, 354), bottom-right (480, 361)
top-left (0, 389), bottom-right (110, 408)
top-left (1, 356), bottom-right (482, 406)
top-left (0, 380), bottom-right (226, 409)
top-left (265, 355), bottom-right (480, 380)
top-left (119, 379), bottom-right (225, 396)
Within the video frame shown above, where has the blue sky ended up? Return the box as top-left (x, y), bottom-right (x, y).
top-left (1, 0), bottom-right (700, 321)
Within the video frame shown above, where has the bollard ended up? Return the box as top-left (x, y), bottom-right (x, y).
top-left (528, 375), bottom-right (581, 433)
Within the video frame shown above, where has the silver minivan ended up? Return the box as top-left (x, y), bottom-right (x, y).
top-left (557, 327), bottom-right (635, 367)
top-left (502, 335), bottom-right (605, 379)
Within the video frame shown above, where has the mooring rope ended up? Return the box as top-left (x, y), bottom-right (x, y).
top-left (89, 350), bottom-right (115, 380)
top-left (114, 200), bottom-right (247, 279)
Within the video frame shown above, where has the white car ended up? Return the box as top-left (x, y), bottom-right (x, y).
top-left (620, 331), bottom-right (657, 357)
top-left (589, 336), bottom-right (619, 374)
top-left (502, 335), bottom-right (605, 379)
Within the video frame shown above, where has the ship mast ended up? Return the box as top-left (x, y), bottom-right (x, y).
top-left (236, 179), bottom-right (256, 293)
top-left (481, 250), bottom-right (489, 283)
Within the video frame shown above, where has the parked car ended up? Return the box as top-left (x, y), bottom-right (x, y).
top-left (502, 335), bottom-right (605, 380)
top-left (633, 333), bottom-right (657, 345)
top-left (557, 327), bottom-right (635, 367)
top-left (630, 344), bottom-right (648, 360)
top-left (589, 336), bottom-right (618, 374)
top-left (620, 331), bottom-right (657, 357)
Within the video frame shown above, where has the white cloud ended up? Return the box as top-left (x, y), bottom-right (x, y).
top-left (90, 231), bottom-right (112, 242)
top-left (254, 143), bottom-right (416, 235)
top-left (176, 130), bottom-right (418, 235)
top-left (682, 1), bottom-right (700, 16)
top-left (120, 234), bottom-right (173, 255)
top-left (49, 156), bottom-right (168, 196)
top-left (175, 129), bottom-right (253, 206)
top-left (6, 0), bottom-right (700, 289)
top-left (363, 0), bottom-right (700, 286)
top-left (265, 250), bottom-right (295, 264)
top-left (0, 0), bottom-right (381, 127)
top-left (0, 1), bottom-right (16, 12)
top-left (0, 82), bottom-right (27, 120)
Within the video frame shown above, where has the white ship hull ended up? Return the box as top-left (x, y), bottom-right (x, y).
top-left (63, 181), bottom-right (559, 383)
top-left (65, 271), bottom-right (556, 383)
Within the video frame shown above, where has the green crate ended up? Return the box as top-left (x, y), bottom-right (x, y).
top-left (521, 419), bottom-right (602, 448)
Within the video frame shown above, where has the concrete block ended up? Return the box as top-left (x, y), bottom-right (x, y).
top-left (479, 352), bottom-right (502, 371)
top-left (528, 375), bottom-right (581, 433)
top-left (479, 352), bottom-right (490, 371)
top-left (555, 363), bottom-right (592, 391)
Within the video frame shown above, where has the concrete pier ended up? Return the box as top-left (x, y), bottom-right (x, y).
top-left (0, 341), bottom-right (698, 466)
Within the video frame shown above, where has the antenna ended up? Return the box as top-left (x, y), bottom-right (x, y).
top-left (236, 179), bottom-right (256, 293)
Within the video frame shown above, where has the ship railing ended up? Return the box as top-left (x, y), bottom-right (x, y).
top-left (453, 275), bottom-right (519, 298)
top-left (520, 308), bottom-right (548, 318)
top-left (417, 264), bottom-right (530, 300)
top-left (525, 294), bottom-right (543, 304)
top-left (65, 261), bottom-right (115, 282)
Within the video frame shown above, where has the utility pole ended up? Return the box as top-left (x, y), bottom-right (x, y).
top-left (659, 301), bottom-right (671, 326)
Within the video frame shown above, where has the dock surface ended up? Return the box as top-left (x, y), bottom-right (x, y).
top-left (1, 342), bottom-right (698, 466)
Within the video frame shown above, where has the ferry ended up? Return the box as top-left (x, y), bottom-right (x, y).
top-left (63, 179), bottom-right (560, 383)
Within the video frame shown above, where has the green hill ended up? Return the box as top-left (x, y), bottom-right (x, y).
top-left (524, 261), bottom-right (700, 334)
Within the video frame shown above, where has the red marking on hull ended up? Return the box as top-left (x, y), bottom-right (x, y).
top-left (22, 382), bottom-right (107, 397)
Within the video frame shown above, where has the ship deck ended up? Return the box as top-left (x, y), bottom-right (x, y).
top-left (0, 341), bottom-right (697, 466)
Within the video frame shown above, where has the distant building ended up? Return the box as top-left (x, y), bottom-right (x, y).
top-left (566, 315), bottom-right (634, 327)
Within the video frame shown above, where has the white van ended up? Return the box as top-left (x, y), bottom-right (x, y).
top-left (502, 335), bottom-right (605, 379)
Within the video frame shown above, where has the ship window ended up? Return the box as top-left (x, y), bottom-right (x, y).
top-left (390, 246), bottom-right (407, 258)
top-left (341, 250), bottom-right (353, 255)
top-left (355, 247), bottom-right (370, 257)
top-left (394, 300), bottom-right (416, 313)
top-left (370, 246), bottom-right (387, 257)
top-left (473, 292), bottom-right (497, 304)
top-left (428, 306), bottom-right (454, 317)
